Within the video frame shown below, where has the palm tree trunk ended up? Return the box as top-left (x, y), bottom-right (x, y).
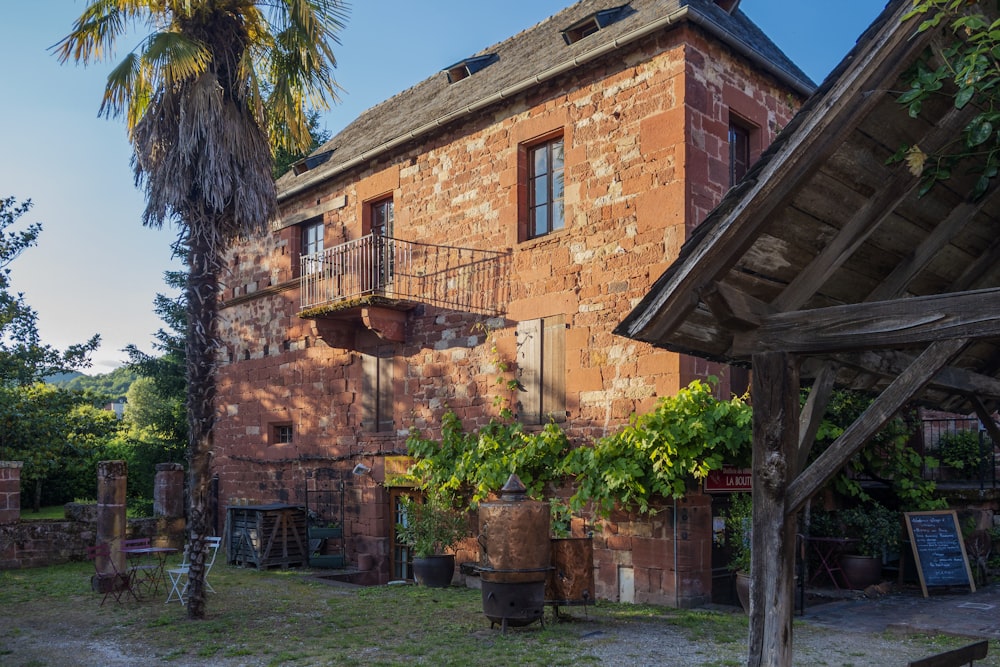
top-left (184, 225), bottom-right (220, 620)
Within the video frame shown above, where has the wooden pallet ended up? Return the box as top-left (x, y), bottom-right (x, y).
top-left (227, 504), bottom-right (307, 569)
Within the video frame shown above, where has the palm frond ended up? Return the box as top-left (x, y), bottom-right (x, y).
top-left (144, 31), bottom-right (211, 88)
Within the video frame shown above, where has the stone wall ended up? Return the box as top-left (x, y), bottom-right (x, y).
top-left (0, 508), bottom-right (185, 570)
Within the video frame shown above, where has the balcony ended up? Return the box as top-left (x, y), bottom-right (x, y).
top-left (299, 234), bottom-right (510, 322)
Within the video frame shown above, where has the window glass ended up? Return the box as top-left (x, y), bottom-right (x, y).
top-left (302, 221), bottom-right (323, 256)
top-left (528, 136), bottom-right (565, 238)
top-left (729, 122), bottom-right (751, 186)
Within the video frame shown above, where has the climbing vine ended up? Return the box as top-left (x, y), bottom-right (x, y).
top-left (891, 1), bottom-right (1000, 198)
top-left (406, 378), bottom-right (753, 517)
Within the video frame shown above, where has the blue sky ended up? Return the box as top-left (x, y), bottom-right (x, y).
top-left (0, 1), bottom-right (886, 372)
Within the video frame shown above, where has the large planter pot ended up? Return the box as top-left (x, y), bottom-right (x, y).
top-left (735, 571), bottom-right (751, 613)
top-left (545, 537), bottom-right (595, 605)
top-left (413, 554), bottom-right (455, 588)
top-left (840, 554), bottom-right (882, 589)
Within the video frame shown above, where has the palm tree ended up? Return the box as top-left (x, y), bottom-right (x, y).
top-left (56, 0), bottom-right (347, 618)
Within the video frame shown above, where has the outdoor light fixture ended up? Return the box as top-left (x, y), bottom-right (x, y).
top-left (352, 463), bottom-right (372, 476)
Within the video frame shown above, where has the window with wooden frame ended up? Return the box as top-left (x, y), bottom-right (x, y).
top-left (515, 315), bottom-right (566, 424)
top-left (526, 135), bottom-right (565, 239)
top-left (361, 345), bottom-right (395, 432)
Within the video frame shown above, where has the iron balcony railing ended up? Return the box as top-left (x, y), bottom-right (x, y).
top-left (300, 234), bottom-right (510, 316)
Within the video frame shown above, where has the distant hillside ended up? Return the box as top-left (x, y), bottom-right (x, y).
top-left (53, 366), bottom-right (138, 399)
top-left (46, 371), bottom-right (85, 386)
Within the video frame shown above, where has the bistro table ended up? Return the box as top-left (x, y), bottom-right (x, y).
top-left (807, 537), bottom-right (858, 590)
top-left (120, 544), bottom-right (178, 598)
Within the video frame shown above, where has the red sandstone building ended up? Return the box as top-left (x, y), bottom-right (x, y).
top-left (215, 0), bottom-right (811, 606)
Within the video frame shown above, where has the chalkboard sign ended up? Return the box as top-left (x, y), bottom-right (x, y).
top-left (904, 510), bottom-right (975, 597)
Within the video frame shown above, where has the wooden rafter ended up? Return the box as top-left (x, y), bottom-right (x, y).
top-left (786, 338), bottom-right (969, 514)
top-left (732, 287), bottom-right (1000, 356)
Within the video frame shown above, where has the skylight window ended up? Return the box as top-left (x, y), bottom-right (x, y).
top-left (291, 149), bottom-right (335, 176)
top-left (444, 53), bottom-right (499, 84)
top-left (561, 5), bottom-right (633, 45)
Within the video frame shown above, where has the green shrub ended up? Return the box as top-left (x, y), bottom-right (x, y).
top-left (936, 429), bottom-right (984, 473)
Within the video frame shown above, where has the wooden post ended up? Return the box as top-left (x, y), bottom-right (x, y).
top-left (747, 352), bottom-right (799, 667)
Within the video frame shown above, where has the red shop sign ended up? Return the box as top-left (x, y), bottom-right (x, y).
top-left (704, 466), bottom-right (752, 493)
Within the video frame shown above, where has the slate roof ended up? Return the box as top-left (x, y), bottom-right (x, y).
top-left (278, 0), bottom-right (813, 200)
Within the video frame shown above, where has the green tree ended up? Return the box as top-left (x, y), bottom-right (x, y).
top-left (60, 366), bottom-right (137, 397)
top-left (57, 0), bottom-right (348, 618)
top-left (125, 264), bottom-right (188, 447)
top-left (0, 383), bottom-right (117, 511)
top-left (0, 197), bottom-right (99, 385)
top-left (894, 1), bottom-right (1000, 197)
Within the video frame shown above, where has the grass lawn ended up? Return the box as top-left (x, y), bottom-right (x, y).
top-left (2, 560), bottom-right (999, 666)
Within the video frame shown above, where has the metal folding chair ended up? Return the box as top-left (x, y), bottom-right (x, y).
top-left (86, 543), bottom-right (136, 605)
top-left (166, 536), bottom-right (222, 604)
top-left (121, 537), bottom-right (160, 596)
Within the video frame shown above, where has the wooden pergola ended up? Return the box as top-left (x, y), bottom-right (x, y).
top-left (615, 1), bottom-right (1000, 664)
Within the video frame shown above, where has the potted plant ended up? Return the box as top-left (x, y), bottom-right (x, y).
top-left (840, 501), bottom-right (899, 589)
top-left (309, 521), bottom-right (342, 539)
top-left (396, 494), bottom-right (467, 587)
top-left (724, 493), bottom-right (753, 612)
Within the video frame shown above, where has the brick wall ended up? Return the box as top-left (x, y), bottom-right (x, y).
top-left (214, 23), bottom-right (802, 599)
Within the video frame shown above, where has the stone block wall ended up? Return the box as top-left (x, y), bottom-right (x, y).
top-left (0, 461), bottom-right (22, 525)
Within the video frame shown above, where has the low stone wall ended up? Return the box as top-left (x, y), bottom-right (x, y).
top-left (0, 505), bottom-right (186, 570)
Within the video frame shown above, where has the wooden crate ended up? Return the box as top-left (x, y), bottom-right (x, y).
top-left (228, 503), bottom-right (307, 569)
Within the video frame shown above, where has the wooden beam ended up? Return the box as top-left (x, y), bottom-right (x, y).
top-left (702, 281), bottom-right (772, 330)
top-left (969, 396), bottom-right (1000, 454)
top-left (772, 102), bottom-right (980, 312)
top-left (798, 364), bottom-right (836, 474)
top-left (866, 188), bottom-right (1000, 302)
top-left (748, 351), bottom-right (799, 667)
top-left (786, 338), bottom-right (968, 514)
top-left (831, 350), bottom-right (1000, 400)
top-left (731, 288), bottom-right (1000, 355)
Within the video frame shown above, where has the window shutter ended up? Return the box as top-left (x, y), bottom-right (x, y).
top-left (543, 315), bottom-right (566, 422)
top-left (516, 319), bottom-right (542, 424)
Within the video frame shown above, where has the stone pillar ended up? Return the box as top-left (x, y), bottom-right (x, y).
top-left (154, 463), bottom-right (185, 518)
top-left (0, 461), bottom-right (23, 525)
top-left (96, 460), bottom-right (128, 578)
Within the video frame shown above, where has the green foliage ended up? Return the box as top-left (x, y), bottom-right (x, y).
top-left (395, 494), bottom-right (468, 558)
top-left (841, 501), bottom-right (901, 558)
top-left (893, 1), bottom-right (1000, 198)
top-left (125, 261), bottom-right (188, 448)
top-left (567, 379), bottom-right (751, 515)
top-left (0, 384), bottom-right (118, 510)
top-left (406, 411), bottom-right (573, 507)
top-left (936, 429), bottom-right (985, 472)
top-left (723, 493), bottom-right (753, 573)
top-left (810, 389), bottom-right (944, 511)
top-left (57, 366), bottom-right (137, 398)
top-left (408, 378), bottom-right (752, 519)
top-left (0, 197), bottom-right (99, 386)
